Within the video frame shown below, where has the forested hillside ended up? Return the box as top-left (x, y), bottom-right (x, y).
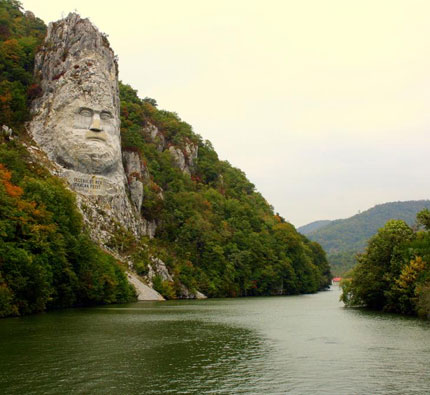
top-left (0, 0), bottom-right (331, 317)
top-left (119, 83), bottom-right (331, 297)
top-left (298, 220), bottom-right (332, 235)
top-left (302, 201), bottom-right (430, 275)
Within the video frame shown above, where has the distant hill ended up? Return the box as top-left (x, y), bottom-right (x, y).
top-left (302, 200), bottom-right (430, 275)
top-left (298, 220), bottom-right (332, 235)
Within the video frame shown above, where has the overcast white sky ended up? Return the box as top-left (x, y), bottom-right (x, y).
top-left (21, 0), bottom-right (430, 226)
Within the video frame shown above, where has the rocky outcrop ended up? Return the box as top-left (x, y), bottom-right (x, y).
top-left (146, 257), bottom-right (173, 285)
top-left (123, 150), bottom-right (147, 211)
top-left (122, 149), bottom-right (158, 238)
top-left (142, 122), bottom-right (198, 175)
top-left (1, 125), bottom-right (13, 139)
top-left (143, 123), bottom-right (166, 152)
top-left (184, 141), bottom-right (198, 167)
top-left (29, 13), bottom-right (144, 242)
top-left (168, 141), bottom-right (198, 175)
top-left (177, 285), bottom-right (207, 300)
top-left (142, 220), bottom-right (157, 239)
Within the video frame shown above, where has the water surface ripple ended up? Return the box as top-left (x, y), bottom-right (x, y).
top-left (1, 287), bottom-right (429, 394)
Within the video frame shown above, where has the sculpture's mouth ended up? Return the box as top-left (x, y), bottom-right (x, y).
top-left (85, 130), bottom-right (107, 142)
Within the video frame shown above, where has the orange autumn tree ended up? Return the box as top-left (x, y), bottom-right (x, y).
top-left (0, 146), bottom-right (135, 317)
top-left (0, 163), bottom-right (56, 316)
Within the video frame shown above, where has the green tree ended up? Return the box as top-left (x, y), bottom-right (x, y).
top-left (417, 209), bottom-right (430, 231)
top-left (341, 220), bottom-right (414, 310)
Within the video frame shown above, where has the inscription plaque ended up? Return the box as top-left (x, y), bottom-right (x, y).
top-left (71, 175), bottom-right (105, 194)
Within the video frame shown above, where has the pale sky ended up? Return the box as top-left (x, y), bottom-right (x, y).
top-left (21, 0), bottom-right (430, 226)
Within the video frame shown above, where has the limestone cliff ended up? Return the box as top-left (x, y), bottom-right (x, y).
top-left (29, 13), bottom-right (145, 242)
top-left (168, 143), bottom-right (198, 175)
top-left (27, 14), bottom-right (182, 300)
top-left (142, 123), bottom-right (198, 175)
top-left (122, 149), bottom-right (157, 238)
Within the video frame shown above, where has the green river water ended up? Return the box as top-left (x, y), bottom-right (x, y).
top-left (1, 286), bottom-right (429, 394)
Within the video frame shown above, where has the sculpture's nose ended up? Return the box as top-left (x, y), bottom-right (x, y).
top-left (90, 113), bottom-right (102, 132)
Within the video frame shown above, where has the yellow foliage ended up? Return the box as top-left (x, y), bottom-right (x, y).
top-left (396, 256), bottom-right (427, 290)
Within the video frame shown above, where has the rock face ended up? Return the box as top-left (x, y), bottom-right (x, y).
top-left (143, 123), bottom-right (165, 152)
top-left (147, 257), bottom-right (174, 284)
top-left (142, 123), bottom-right (198, 175)
top-left (122, 150), bottom-right (147, 211)
top-left (27, 13), bottom-right (205, 300)
top-left (31, 13), bottom-right (120, 177)
top-left (168, 141), bottom-right (198, 175)
top-left (29, 13), bottom-right (143, 241)
top-left (122, 149), bottom-right (157, 238)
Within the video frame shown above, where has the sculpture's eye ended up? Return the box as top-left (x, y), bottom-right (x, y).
top-left (100, 111), bottom-right (113, 120)
top-left (79, 108), bottom-right (93, 117)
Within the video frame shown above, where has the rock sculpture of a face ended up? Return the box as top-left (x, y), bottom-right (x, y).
top-left (30, 13), bottom-right (123, 194)
top-left (50, 77), bottom-right (120, 175)
top-left (29, 13), bottom-right (146, 241)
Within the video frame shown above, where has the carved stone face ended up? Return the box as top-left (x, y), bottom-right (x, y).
top-left (50, 96), bottom-right (121, 175)
top-left (30, 14), bottom-right (122, 178)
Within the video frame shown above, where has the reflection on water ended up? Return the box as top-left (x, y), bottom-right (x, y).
top-left (0, 287), bottom-right (429, 394)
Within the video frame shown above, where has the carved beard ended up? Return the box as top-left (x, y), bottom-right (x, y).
top-left (55, 134), bottom-right (120, 175)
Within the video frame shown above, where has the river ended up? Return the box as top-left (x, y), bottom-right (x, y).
top-left (0, 286), bottom-right (429, 394)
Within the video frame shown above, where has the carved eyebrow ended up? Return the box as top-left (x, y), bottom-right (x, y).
top-left (79, 107), bottom-right (93, 116)
top-left (100, 111), bottom-right (113, 119)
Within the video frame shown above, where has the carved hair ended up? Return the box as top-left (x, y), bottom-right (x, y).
top-left (31, 13), bottom-right (119, 117)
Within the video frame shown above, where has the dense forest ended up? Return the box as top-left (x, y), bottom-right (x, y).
top-left (341, 210), bottom-right (430, 318)
top-left (300, 201), bottom-right (430, 276)
top-left (0, 0), bottom-right (331, 317)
